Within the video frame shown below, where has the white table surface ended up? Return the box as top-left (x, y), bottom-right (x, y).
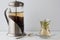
top-left (0, 30), bottom-right (60, 40)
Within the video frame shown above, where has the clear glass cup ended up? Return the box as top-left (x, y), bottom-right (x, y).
top-left (40, 19), bottom-right (51, 38)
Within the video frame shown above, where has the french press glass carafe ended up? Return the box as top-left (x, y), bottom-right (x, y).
top-left (4, 1), bottom-right (26, 37)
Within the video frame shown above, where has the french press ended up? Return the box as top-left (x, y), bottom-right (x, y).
top-left (4, 1), bottom-right (26, 37)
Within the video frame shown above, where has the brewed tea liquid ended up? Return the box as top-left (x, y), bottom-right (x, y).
top-left (9, 12), bottom-right (24, 34)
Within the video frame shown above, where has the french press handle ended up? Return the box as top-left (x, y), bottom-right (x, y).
top-left (4, 8), bottom-right (11, 25)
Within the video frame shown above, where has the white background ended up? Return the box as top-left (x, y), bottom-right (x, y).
top-left (0, 0), bottom-right (60, 32)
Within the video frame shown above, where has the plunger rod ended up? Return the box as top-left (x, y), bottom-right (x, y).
top-left (15, 0), bottom-right (17, 16)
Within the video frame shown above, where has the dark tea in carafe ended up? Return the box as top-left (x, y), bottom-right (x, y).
top-left (9, 12), bottom-right (24, 34)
